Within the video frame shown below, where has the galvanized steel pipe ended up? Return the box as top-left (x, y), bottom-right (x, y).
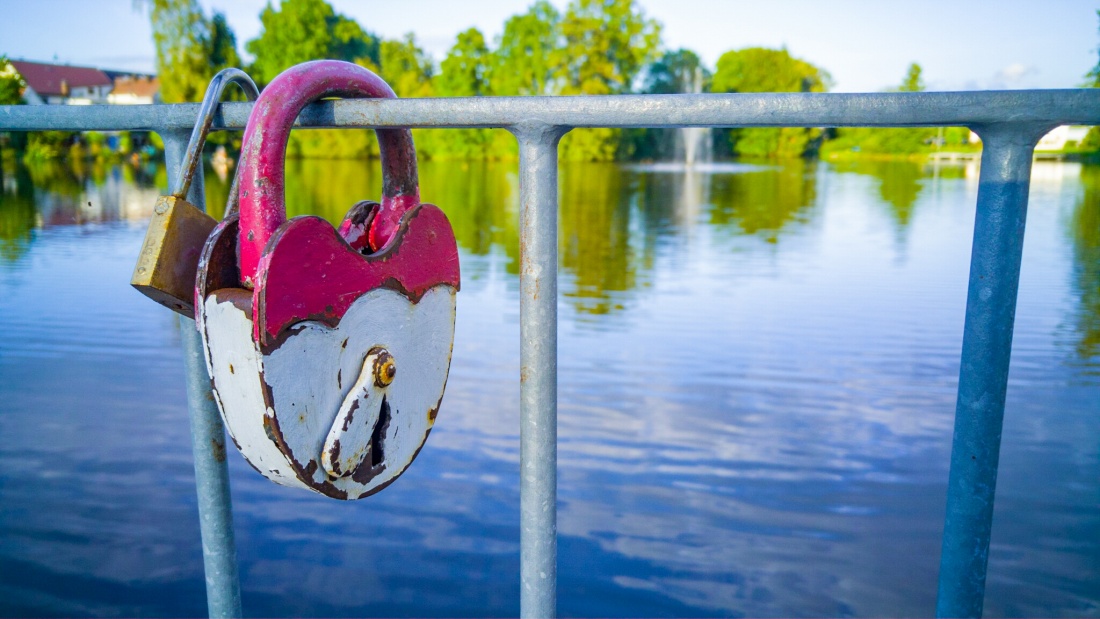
top-left (163, 131), bottom-right (243, 619)
top-left (514, 123), bottom-right (566, 619)
top-left (3, 90), bottom-right (1100, 132)
top-left (934, 123), bottom-right (1050, 618)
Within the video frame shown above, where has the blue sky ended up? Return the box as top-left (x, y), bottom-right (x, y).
top-left (1, 0), bottom-right (1096, 92)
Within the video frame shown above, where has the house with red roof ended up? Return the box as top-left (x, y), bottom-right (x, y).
top-left (10, 60), bottom-right (114, 105)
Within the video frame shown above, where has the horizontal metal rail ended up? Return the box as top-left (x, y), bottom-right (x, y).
top-left (3, 90), bottom-right (1098, 619)
top-left (2, 90), bottom-right (1099, 131)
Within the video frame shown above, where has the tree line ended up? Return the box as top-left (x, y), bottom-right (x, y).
top-left (6, 2), bottom-right (1100, 162)
top-left (155, 0), bottom-right (878, 161)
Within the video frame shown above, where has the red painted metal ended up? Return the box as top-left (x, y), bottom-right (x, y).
top-left (255, 204), bottom-right (459, 345)
top-left (237, 60), bottom-right (419, 286)
top-left (224, 59), bottom-right (460, 346)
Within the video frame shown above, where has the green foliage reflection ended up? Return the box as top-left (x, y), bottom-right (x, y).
top-left (832, 160), bottom-right (925, 228)
top-left (559, 162), bottom-right (640, 313)
top-left (0, 164), bottom-right (35, 262)
top-left (708, 161), bottom-right (818, 240)
top-left (1072, 165), bottom-right (1100, 360)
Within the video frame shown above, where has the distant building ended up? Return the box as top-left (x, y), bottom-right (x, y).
top-left (105, 72), bottom-right (160, 105)
top-left (5, 60), bottom-right (160, 106)
top-left (1035, 125), bottom-right (1090, 152)
top-left (10, 59), bottom-right (114, 105)
top-left (968, 125), bottom-right (1091, 152)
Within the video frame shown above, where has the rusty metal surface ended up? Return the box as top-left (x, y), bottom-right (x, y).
top-left (200, 283), bottom-right (457, 500)
top-left (130, 69), bottom-right (258, 315)
top-left (171, 68), bottom-right (259, 206)
top-left (130, 195), bottom-right (217, 316)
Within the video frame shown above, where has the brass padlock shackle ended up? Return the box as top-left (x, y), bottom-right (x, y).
top-left (172, 67), bottom-right (260, 208)
top-left (235, 60), bottom-right (419, 287)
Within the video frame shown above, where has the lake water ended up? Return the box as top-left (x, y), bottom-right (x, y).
top-left (0, 153), bottom-right (1097, 617)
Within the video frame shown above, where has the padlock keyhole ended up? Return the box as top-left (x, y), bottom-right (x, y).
top-left (370, 396), bottom-right (390, 468)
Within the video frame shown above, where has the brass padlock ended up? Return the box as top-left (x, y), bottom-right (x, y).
top-left (131, 68), bottom-right (259, 316)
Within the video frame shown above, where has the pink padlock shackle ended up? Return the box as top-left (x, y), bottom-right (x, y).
top-left (237, 60), bottom-right (419, 286)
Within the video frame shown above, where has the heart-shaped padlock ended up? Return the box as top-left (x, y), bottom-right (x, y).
top-left (195, 60), bottom-right (460, 500)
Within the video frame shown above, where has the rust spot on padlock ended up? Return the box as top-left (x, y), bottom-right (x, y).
top-left (372, 349), bottom-right (396, 387)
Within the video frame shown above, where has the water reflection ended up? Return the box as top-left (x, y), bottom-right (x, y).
top-left (0, 164), bottom-right (35, 263)
top-left (707, 160), bottom-right (817, 241)
top-left (560, 162), bottom-right (643, 315)
top-left (1, 157), bottom-right (1098, 616)
top-left (834, 160), bottom-right (925, 227)
top-left (1072, 165), bottom-right (1100, 364)
top-left (0, 159), bottom-right (162, 233)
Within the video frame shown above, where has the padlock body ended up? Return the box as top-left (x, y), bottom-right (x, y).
top-left (195, 204), bottom-right (461, 500)
top-left (132, 195), bottom-right (217, 316)
top-left (201, 284), bottom-right (456, 499)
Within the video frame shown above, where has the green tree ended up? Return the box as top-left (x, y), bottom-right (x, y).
top-left (491, 1), bottom-right (561, 96)
top-left (1081, 11), bottom-right (1100, 152)
top-left (899, 62), bottom-right (924, 92)
top-left (208, 12), bottom-right (242, 70)
top-left (556, 0), bottom-right (660, 96)
top-left (641, 48), bottom-right (709, 95)
top-left (822, 62), bottom-right (941, 157)
top-left (0, 58), bottom-right (27, 158)
top-left (434, 28), bottom-right (506, 159)
top-left (555, 0), bottom-right (661, 161)
top-left (150, 0), bottom-right (224, 103)
top-left (246, 0), bottom-right (380, 86)
top-left (246, 0), bottom-right (384, 160)
top-left (712, 47), bottom-right (829, 95)
top-left (437, 28), bottom-right (491, 97)
top-left (379, 33), bottom-right (435, 98)
top-left (376, 34), bottom-right (450, 159)
top-left (712, 47), bottom-right (830, 158)
top-left (331, 14), bottom-right (380, 66)
top-left (1087, 10), bottom-right (1100, 87)
top-left (0, 57), bottom-right (25, 105)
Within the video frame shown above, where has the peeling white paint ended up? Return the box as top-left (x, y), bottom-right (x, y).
top-left (201, 285), bottom-right (456, 499)
top-left (202, 290), bottom-right (305, 489)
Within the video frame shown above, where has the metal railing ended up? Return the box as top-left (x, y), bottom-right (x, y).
top-left (3, 89), bottom-right (1099, 618)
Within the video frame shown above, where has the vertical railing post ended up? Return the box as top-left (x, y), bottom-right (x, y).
top-left (513, 123), bottom-right (566, 619)
top-left (162, 130), bottom-right (243, 618)
top-left (935, 123), bottom-right (1049, 618)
